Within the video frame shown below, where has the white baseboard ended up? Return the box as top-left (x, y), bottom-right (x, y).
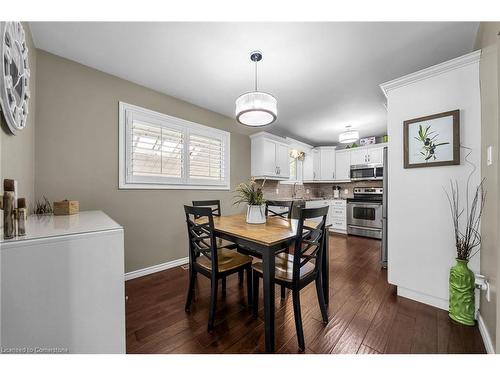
top-left (125, 257), bottom-right (189, 281)
top-left (477, 313), bottom-right (495, 354)
top-left (397, 286), bottom-right (448, 311)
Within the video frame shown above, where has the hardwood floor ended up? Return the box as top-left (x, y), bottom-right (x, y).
top-left (125, 234), bottom-right (486, 354)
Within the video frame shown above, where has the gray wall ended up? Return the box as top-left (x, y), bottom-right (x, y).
top-left (0, 23), bottom-right (37, 211)
top-left (475, 22), bottom-right (500, 352)
top-left (35, 51), bottom-right (252, 273)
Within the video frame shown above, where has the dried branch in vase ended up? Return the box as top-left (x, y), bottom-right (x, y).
top-left (445, 179), bottom-right (486, 261)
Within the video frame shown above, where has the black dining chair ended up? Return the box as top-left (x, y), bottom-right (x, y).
top-left (192, 200), bottom-right (232, 247)
top-left (184, 205), bottom-right (253, 331)
top-left (265, 199), bottom-right (294, 219)
top-left (265, 199), bottom-right (294, 298)
top-left (192, 200), bottom-right (244, 292)
top-left (252, 206), bottom-right (329, 352)
top-left (192, 200), bottom-right (222, 217)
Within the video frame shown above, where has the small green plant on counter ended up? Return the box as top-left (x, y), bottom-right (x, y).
top-left (32, 196), bottom-right (53, 215)
top-left (234, 179), bottom-right (265, 206)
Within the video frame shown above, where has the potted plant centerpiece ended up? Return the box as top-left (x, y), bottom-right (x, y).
top-left (445, 178), bottom-right (485, 326)
top-left (234, 179), bottom-right (266, 224)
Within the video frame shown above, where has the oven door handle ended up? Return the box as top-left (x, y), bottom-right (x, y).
top-left (348, 203), bottom-right (382, 208)
top-left (348, 225), bottom-right (382, 232)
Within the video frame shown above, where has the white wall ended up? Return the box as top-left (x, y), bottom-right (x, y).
top-left (382, 51), bottom-right (481, 309)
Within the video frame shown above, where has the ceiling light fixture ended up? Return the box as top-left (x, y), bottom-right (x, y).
top-left (339, 125), bottom-right (360, 144)
top-left (235, 51), bottom-right (277, 127)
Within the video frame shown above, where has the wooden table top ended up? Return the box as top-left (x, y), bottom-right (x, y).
top-left (207, 214), bottom-right (318, 247)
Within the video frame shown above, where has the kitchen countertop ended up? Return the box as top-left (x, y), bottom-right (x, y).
top-left (0, 210), bottom-right (122, 244)
top-left (267, 197), bottom-right (347, 202)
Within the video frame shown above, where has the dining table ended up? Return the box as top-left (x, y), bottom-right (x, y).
top-left (209, 214), bottom-right (330, 353)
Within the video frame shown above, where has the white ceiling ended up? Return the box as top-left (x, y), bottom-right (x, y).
top-left (29, 22), bottom-right (478, 146)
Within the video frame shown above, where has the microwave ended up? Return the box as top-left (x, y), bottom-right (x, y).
top-left (350, 164), bottom-right (383, 181)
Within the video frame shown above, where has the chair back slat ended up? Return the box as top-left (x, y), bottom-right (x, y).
top-left (265, 200), bottom-right (294, 219)
top-left (292, 206), bottom-right (329, 283)
top-left (184, 205), bottom-right (218, 269)
top-left (192, 200), bottom-right (222, 218)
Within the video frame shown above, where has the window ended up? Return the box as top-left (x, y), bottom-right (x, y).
top-left (281, 147), bottom-right (305, 185)
top-left (289, 157), bottom-right (297, 180)
top-left (281, 156), bottom-right (304, 185)
top-left (119, 102), bottom-right (230, 189)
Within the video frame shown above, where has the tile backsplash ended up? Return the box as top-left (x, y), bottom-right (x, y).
top-left (257, 179), bottom-right (382, 200)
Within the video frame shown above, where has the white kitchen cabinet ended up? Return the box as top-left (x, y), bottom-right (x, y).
top-left (318, 147), bottom-right (336, 181)
top-left (261, 138), bottom-right (278, 176)
top-left (312, 149), bottom-right (321, 180)
top-left (305, 200), bottom-right (332, 224)
top-left (303, 148), bottom-right (327, 182)
top-left (350, 148), bottom-right (368, 165)
top-left (335, 150), bottom-right (351, 181)
top-left (276, 142), bottom-right (290, 179)
top-left (0, 211), bottom-right (125, 353)
top-left (250, 132), bottom-right (290, 179)
top-left (348, 145), bottom-right (385, 165)
top-left (330, 200), bottom-right (347, 234)
top-left (303, 148), bottom-right (314, 181)
top-left (305, 199), bottom-right (347, 233)
top-left (306, 147), bottom-right (353, 182)
top-left (367, 147), bottom-right (384, 164)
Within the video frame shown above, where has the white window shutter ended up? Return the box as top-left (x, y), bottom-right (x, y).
top-left (129, 121), bottom-right (184, 182)
top-left (188, 133), bottom-right (226, 183)
top-left (120, 102), bottom-right (230, 190)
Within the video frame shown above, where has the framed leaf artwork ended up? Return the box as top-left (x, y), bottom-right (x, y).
top-left (403, 109), bottom-right (460, 169)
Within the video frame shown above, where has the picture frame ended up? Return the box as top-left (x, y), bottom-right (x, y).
top-left (403, 109), bottom-right (460, 169)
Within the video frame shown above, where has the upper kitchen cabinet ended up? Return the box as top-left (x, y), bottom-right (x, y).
top-left (303, 148), bottom-right (321, 181)
top-left (312, 149), bottom-right (320, 180)
top-left (276, 142), bottom-right (290, 179)
top-left (349, 145), bottom-right (385, 165)
top-left (367, 147), bottom-right (384, 164)
top-left (304, 147), bottom-right (334, 182)
top-left (250, 132), bottom-right (290, 180)
top-left (318, 147), bottom-right (336, 181)
top-left (335, 149), bottom-right (351, 181)
top-left (350, 148), bottom-right (367, 166)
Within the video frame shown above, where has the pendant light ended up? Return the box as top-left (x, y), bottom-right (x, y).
top-left (339, 125), bottom-right (360, 144)
top-left (235, 51), bottom-right (277, 127)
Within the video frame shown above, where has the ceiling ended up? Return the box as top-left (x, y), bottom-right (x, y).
top-left (29, 22), bottom-right (479, 146)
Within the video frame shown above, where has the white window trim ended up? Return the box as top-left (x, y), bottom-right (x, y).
top-left (282, 138), bottom-right (312, 185)
top-left (280, 158), bottom-right (304, 185)
top-left (119, 102), bottom-right (230, 190)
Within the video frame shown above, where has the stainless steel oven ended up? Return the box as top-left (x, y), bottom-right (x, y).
top-left (350, 164), bottom-right (383, 181)
top-left (347, 187), bottom-right (383, 239)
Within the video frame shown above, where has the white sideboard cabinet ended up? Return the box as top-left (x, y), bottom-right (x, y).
top-left (0, 211), bottom-right (125, 353)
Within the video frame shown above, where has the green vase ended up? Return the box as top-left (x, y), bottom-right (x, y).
top-left (449, 259), bottom-right (475, 326)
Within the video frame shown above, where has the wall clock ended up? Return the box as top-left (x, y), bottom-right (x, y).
top-left (0, 22), bottom-right (30, 135)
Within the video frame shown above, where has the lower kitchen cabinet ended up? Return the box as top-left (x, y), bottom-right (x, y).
top-left (330, 199), bottom-right (347, 234)
top-left (305, 199), bottom-right (347, 234)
